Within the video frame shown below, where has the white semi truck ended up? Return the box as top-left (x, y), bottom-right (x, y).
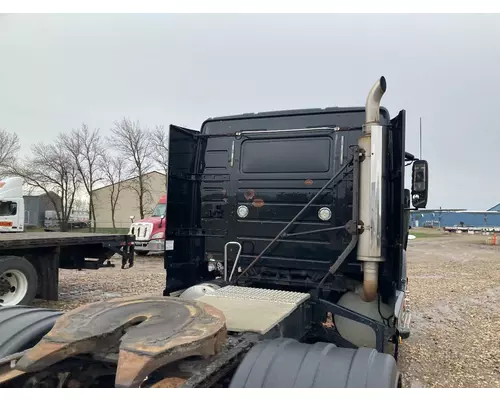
top-left (0, 177), bottom-right (24, 233)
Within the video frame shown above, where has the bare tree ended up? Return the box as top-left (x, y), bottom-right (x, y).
top-left (5, 142), bottom-right (80, 231)
top-left (100, 155), bottom-right (127, 230)
top-left (73, 197), bottom-right (89, 213)
top-left (60, 124), bottom-right (104, 232)
top-left (0, 129), bottom-right (20, 174)
top-left (110, 118), bottom-right (153, 219)
top-left (151, 125), bottom-right (169, 187)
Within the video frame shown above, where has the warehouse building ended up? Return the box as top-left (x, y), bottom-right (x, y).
top-left (92, 171), bottom-right (166, 229)
top-left (410, 203), bottom-right (500, 228)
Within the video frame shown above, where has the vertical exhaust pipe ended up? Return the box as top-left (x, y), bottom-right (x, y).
top-left (357, 77), bottom-right (387, 302)
top-left (365, 77), bottom-right (387, 127)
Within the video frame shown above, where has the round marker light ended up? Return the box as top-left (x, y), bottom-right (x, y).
top-left (237, 205), bottom-right (249, 219)
top-left (318, 207), bottom-right (332, 221)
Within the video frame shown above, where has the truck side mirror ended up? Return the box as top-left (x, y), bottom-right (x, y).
top-left (159, 214), bottom-right (165, 228)
top-left (411, 160), bottom-right (428, 209)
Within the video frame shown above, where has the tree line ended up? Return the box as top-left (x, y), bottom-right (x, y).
top-left (0, 119), bottom-right (169, 231)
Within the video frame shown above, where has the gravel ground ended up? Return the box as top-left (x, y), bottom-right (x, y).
top-left (32, 254), bottom-right (166, 311)
top-left (399, 231), bottom-right (500, 388)
top-left (32, 231), bottom-right (500, 388)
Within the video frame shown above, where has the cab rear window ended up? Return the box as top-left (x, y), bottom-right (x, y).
top-left (240, 137), bottom-right (331, 174)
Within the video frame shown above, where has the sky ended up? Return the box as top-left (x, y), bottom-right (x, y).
top-left (0, 13), bottom-right (499, 210)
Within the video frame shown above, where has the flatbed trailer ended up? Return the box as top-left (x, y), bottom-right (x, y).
top-left (0, 232), bottom-right (135, 306)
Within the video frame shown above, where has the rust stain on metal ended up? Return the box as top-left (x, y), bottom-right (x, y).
top-left (15, 341), bottom-right (82, 373)
top-left (0, 368), bottom-right (26, 385)
top-left (115, 325), bottom-right (227, 388)
top-left (321, 312), bottom-right (335, 329)
top-left (152, 376), bottom-right (186, 388)
top-left (13, 295), bottom-right (227, 388)
top-left (0, 352), bottom-right (27, 385)
top-left (304, 179), bottom-right (313, 185)
top-left (244, 189), bottom-right (255, 201)
top-left (252, 198), bottom-right (264, 208)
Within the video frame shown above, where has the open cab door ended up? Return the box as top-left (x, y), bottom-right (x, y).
top-left (164, 125), bottom-right (205, 295)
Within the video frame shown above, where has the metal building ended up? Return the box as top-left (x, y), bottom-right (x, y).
top-left (23, 192), bottom-right (61, 227)
top-left (410, 204), bottom-right (500, 228)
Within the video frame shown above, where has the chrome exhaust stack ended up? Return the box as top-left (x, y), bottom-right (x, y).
top-left (357, 77), bottom-right (387, 302)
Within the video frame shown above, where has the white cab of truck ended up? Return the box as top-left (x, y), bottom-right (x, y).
top-left (0, 177), bottom-right (25, 232)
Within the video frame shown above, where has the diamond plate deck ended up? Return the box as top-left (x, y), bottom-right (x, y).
top-left (197, 286), bottom-right (310, 335)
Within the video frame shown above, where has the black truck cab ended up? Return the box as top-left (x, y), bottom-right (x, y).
top-left (164, 77), bottom-right (428, 356)
top-left (166, 108), bottom-right (405, 295)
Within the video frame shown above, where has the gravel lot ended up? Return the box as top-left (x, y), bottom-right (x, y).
top-left (399, 231), bottom-right (500, 388)
top-left (32, 255), bottom-right (167, 311)
top-left (32, 230), bottom-right (500, 388)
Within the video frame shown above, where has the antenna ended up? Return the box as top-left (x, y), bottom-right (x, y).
top-left (419, 117), bottom-right (422, 159)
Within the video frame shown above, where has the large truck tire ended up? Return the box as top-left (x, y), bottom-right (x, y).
top-left (0, 256), bottom-right (38, 306)
top-left (229, 338), bottom-right (401, 388)
top-left (0, 306), bottom-right (62, 358)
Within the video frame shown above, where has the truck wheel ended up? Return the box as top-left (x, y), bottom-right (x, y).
top-left (0, 256), bottom-right (38, 307)
top-left (135, 250), bottom-right (149, 256)
top-left (0, 306), bottom-right (62, 358)
top-left (229, 338), bottom-right (401, 388)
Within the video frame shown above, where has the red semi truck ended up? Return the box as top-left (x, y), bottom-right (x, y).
top-left (128, 194), bottom-right (167, 255)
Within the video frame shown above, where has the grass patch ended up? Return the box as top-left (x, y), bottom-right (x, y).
top-left (411, 231), bottom-right (431, 238)
top-left (410, 228), bottom-right (445, 239)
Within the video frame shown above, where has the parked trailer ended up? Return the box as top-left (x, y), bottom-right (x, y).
top-left (0, 77), bottom-right (429, 388)
top-left (0, 232), bottom-right (135, 306)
